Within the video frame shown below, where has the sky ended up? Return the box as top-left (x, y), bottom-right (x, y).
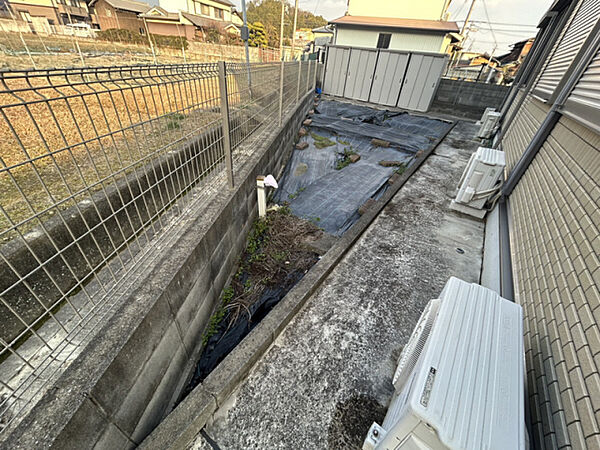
top-left (230, 0), bottom-right (556, 55)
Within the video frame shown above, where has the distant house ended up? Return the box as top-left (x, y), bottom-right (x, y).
top-left (330, 0), bottom-right (458, 53)
top-left (139, 6), bottom-right (195, 40)
top-left (180, 10), bottom-right (239, 36)
top-left (89, 0), bottom-right (150, 33)
top-left (312, 25), bottom-right (333, 47)
top-left (158, 0), bottom-right (241, 33)
top-left (5, 0), bottom-right (90, 29)
top-left (497, 37), bottom-right (535, 79)
top-left (497, 38), bottom-right (535, 65)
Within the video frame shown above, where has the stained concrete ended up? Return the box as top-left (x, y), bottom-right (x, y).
top-left (192, 121), bottom-right (485, 449)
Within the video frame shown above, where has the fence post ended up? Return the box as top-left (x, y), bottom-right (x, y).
top-left (313, 60), bottom-right (318, 90)
top-left (218, 61), bottom-right (234, 188)
top-left (296, 60), bottom-right (302, 104)
top-left (278, 60), bottom-right (284, 126)
top-left (307, 59), bottom-right (311, 93)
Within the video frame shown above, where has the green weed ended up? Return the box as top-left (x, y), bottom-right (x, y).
top-left (202, 286), bottom-right (234, 345)
top-left (335, 147), bottom-right (358, 170)
top-left (394, 165), bottom-right (407, 175)
top-left (310, 132), bottom-right (335, 149)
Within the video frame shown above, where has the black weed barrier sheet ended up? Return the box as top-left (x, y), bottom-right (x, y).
top-left (273, 99), bottom-right (453, 235)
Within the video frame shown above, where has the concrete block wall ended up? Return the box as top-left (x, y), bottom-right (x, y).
top-left (507, 112), bottom-right (600, 448)
top-left (0, 125), bottom-right (227, 345)
top-left (431, 78), bottom-right (510, 119)
top-left (1, 92), bottom-right (314, 449)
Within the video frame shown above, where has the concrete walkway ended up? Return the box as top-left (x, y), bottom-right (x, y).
top-left (192, 120), bottom-right (485, 449)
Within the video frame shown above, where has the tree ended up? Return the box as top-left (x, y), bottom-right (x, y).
top-left (247, 0), bottom-right (327, 48)
top-left (249, 22), bottom-right (268, 47)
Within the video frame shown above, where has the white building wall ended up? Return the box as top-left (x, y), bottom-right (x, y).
top-left (347, 0), bottom-right (447, 20)
top-left (335, 27), bottom-right (446, 53)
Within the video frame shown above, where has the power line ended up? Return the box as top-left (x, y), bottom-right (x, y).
top-left (453, 0), bottom-right (470, 19)
top-left (463, 20), bottom-right (538, 28)
top-left (481, 0), bottom-right (497, 50)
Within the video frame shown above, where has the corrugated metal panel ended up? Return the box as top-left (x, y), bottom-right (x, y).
top-left (344, 48), bottom-right (377, 101)
top-left (534, 0), bottom-right (600, 100)
top-left (563, 45), bottom-right (600, 133)
top-left (369, 51), bottom-right (409, 106)
top-left (323, 46), bottom-right (350, 97)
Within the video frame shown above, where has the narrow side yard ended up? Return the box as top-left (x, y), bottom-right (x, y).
top-left (193, 120), bottom-right (484, 449)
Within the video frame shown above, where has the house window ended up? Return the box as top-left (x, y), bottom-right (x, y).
top-left (376, 33), bottom-right (391, 49)
top-left (214, 8), bottom-right (223, 19)
top-left (139, 27), bottom-right (145, 35)
top-left (19, 10), bottom-right (32, 22)
top-left (200, 4), bottom-right (209, 15)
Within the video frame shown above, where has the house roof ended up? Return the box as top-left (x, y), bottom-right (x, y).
top-left (139, 6), bottom-right (179, 20)
top-left (312, 25), bottom-right (333, 34)
top-left (91, 0), bottom-right (151, 14)
top-left (329, 15), bottom-right (459, 33)
top-left (181, 12), bottom-right (225, 28)
top-left (211, 0), bottom-right (234, 6)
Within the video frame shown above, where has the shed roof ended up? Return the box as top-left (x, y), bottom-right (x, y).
top-left (329, 15), bottom-right (459, 33)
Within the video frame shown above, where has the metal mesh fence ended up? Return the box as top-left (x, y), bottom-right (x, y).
top-left (0, 59), bottom-right (317, 434)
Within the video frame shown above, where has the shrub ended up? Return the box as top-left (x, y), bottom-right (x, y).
top-left (96, 28), bottom-right (188, 50)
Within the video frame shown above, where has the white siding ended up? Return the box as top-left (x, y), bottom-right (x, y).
top-left (335, 26), bottom-right (446, 53)
top-left (347, 0), bottom-right (447, 21)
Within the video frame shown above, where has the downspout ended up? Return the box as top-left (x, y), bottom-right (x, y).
top-left (498, 19), bottom-right (600, 298)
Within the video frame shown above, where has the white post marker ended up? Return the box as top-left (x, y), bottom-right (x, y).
top-left (256, 175), bottom-right (278, 218)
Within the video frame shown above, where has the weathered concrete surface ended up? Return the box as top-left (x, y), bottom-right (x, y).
top-left (194, 121), bottom-right (484, 449)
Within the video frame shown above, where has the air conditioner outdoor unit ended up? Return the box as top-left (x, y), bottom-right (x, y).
top-left (450, 147), bottom-right (505, 219)
top-left (477, 107), bottom-right (496, 125)
top-left (363, 277), bottom-right (524, 450)
top-left (477, 111), bottom-right (501, 139)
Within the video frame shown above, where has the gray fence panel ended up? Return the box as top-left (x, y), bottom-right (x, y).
top-left (323, 46), bottom-right (350, 97)
top-left (369, 51), bottom-right (409, 106)
top-left (344, 48), bottom-right (378, 101)
top-left (417, 56), bottom-right (447, 112)
top-left (398, 54), bottom-right (447, 112)
top-left (323, 45), bottom-right (446, 112)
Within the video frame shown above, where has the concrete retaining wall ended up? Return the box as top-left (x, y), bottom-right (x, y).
top-left (431, 79), bottom-right (510, 119)
top-left (1, 92), bottom-right (314, 449)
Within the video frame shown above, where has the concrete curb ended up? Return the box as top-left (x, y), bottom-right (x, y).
top-left (140, 118), bottom-right (458, 450)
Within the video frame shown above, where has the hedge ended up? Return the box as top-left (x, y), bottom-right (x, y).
top-left (97, 28), bottom-right (189, 50)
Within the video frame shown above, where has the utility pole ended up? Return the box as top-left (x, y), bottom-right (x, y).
top-left (279, 0), bottom-right (285, 60)
top-left (440, 0), bottom-right (453, 20)
top-left (241, 0), bottom-right (251, 89)
top-left (291, 0), bottom-right (298, 60)
top-left (460, 0), bottom-right (477, 35)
